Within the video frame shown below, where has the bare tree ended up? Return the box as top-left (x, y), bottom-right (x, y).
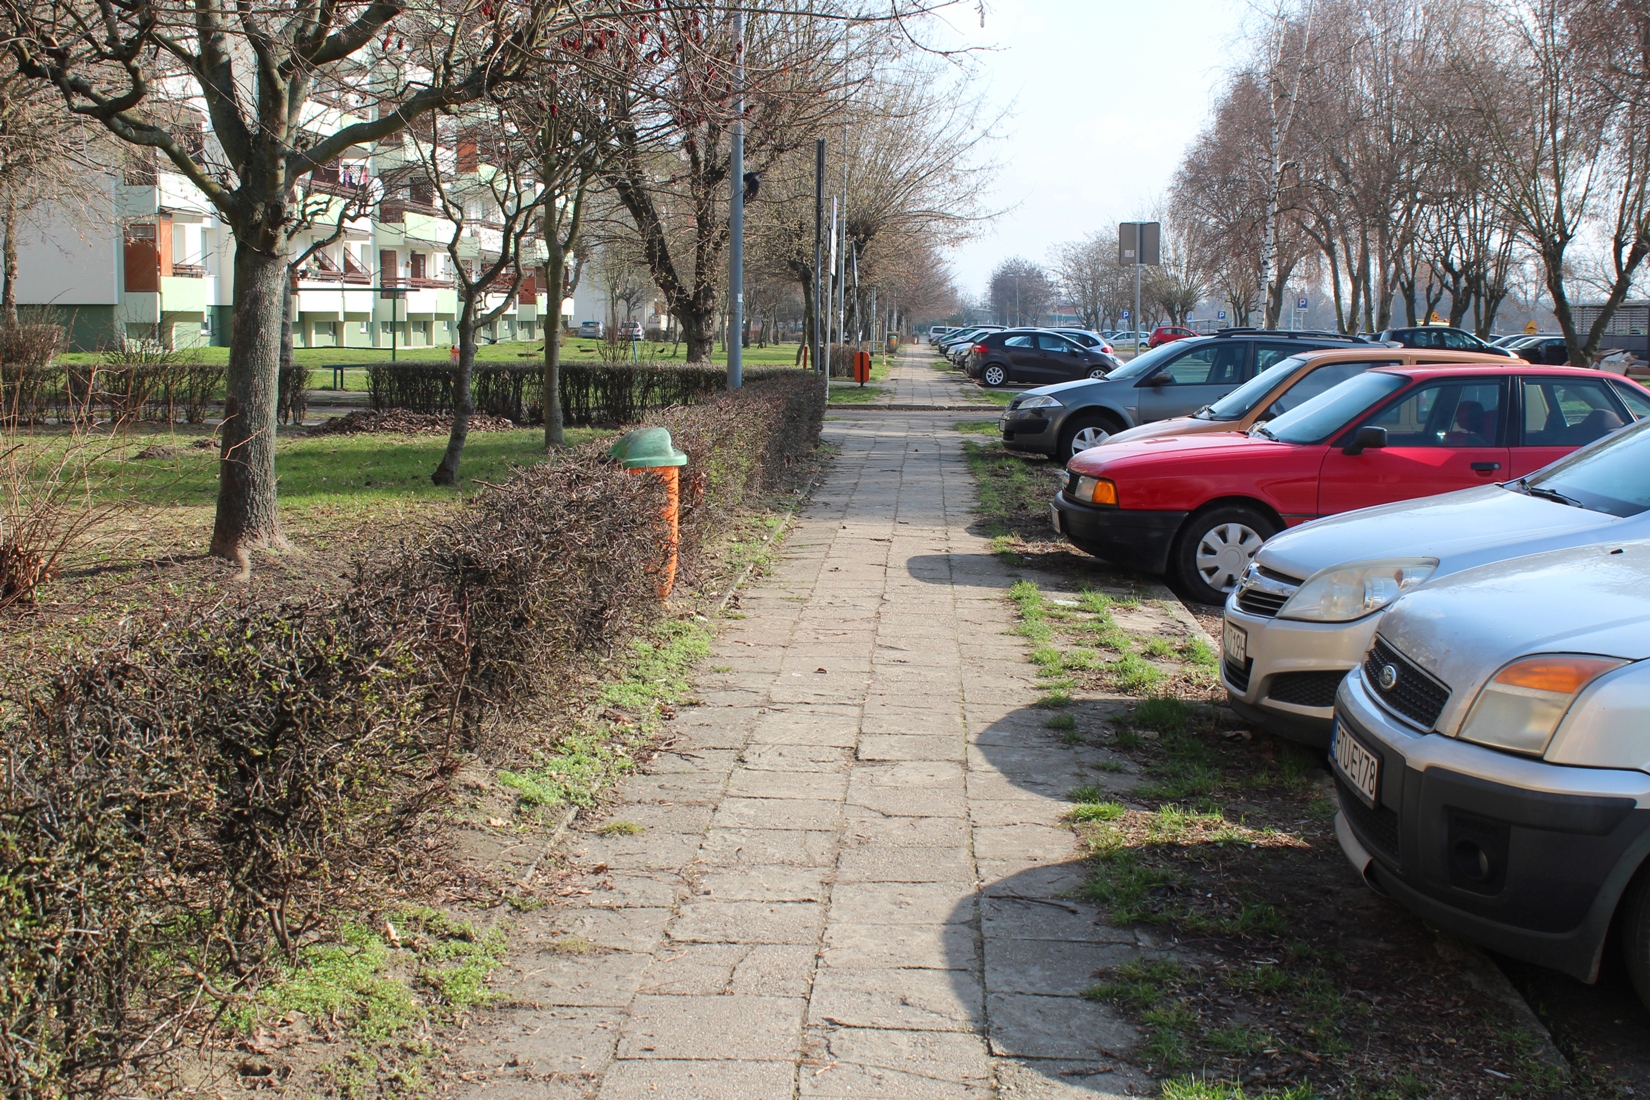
top-left (414, 108), bottom-right (546, 485)
top-left (3, 0), bottom-right (571, 566)
top-left (1456, 0), bottom-right (1650, 362)
top-left (988, 257), bottom-right (1053, 326)
top-left (0, 64), bottom-right (105, 325)
top-left (1255, 0), bottom-right (1319, 328)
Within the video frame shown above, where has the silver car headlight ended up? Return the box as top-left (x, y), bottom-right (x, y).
top-left (1276, 558), bottom-right (1437, 622)
top-left (1457, 654), bottom-right (1628, 756)
top-left (1014, 395), bottom-right (1063, 410)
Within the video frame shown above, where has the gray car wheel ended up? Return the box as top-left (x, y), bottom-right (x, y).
top-left (1169, 505), bottom-right (1280, 605)
top-left (981, 363), bottom-right (1007, 387)
top-left (1067, 424), bottom-right (1111, 458)
top-left (1086, 366), bottom-right (1107, 379)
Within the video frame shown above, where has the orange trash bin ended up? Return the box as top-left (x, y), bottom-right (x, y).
top-left (607, 427), bottom-right (689, 597)
top-left (853, 349), bottom-right (872, 385)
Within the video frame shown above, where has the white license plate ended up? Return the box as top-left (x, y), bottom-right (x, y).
top-left (1222, 621), bottom-right (1246, 666)
top-left (1049, 503), bottom-right (1064, 533)
top-left (1331, 720), bottom-right (1380, 808)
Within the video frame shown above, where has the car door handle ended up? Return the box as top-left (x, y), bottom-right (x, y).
top-left (1471, 461), bottom-right (1501, 472)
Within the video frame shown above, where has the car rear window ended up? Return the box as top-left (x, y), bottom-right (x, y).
top-left (1259, 371), bottom-right (1408, 444)
top-left (1524, 417), bottom-right (1650, 516)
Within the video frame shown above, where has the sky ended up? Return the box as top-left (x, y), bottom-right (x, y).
top-left (928, 0), bottom-right (1251, 299)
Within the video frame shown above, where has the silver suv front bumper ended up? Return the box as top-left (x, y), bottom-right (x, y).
top-left (1220, 581), bottom-right (1377, 747)
top-left (1333, 664), bottom-right (1650, 983)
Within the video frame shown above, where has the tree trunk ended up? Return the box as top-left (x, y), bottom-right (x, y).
top-left (682, 309), bottom-right (715, 363)
top-left (433, 302), bottom-right (476, 485)
top-left (543, 247), bottom-right (566, 448)
top-left (211, 242), bottom-right (289, 565)
top-left (1, 197), bottom-right (16, 328)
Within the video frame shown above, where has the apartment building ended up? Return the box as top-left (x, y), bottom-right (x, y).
top-left (17, 115), bottom-right (557, 354)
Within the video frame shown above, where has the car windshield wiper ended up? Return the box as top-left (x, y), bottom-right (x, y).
top-left (1249, 423), bottom-right (1277, 440)
top-left (1191, 405), bottom-right (1214, 419)
top-left (1521, 480), bottom-right (1586, 509)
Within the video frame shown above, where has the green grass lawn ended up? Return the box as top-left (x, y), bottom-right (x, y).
top-left (58, 341), bottom-right (810, 380)
top-left (35, 424), bottom-right (608, 513)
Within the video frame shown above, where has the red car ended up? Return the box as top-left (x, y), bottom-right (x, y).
top-left (1051, 364), bottom-right (1650, 603)
top-left (1148, 324), bottom-right (1198, 348)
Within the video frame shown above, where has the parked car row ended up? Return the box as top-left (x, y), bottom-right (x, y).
top-left (1026, 329), bottom-right (1650, 1004)
top-left (962, 328), bottom-right (1119, 387)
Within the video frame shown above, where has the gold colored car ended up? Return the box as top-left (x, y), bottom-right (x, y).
top-left (1104, 347), bottom-right (1513, 446)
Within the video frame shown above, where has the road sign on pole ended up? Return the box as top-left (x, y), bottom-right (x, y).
top-left (1297, 296), bottom-right (1309, 311)
top-left (1119, 223), bottom-right (1161, 356)
top-left (1217, 310), bottom-right (1228, 323)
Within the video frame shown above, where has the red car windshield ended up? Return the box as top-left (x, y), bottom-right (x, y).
top-left (1254, 371), bottom-right (1407, 444)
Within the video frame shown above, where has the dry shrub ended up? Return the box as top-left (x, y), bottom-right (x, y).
top-left (0, 374), bottom-right (823, 1096)
top-left (367, 360), bottom-right (801, 426)
top-left (308, 409), bottom-right (517, 436)
top-left (0, 431), bottom-right (121, 608)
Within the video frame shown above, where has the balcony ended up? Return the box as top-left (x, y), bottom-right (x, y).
top-left (379, 197), bottom-right (438, 223)
top-left (170, 262), bottom-right (206, 278)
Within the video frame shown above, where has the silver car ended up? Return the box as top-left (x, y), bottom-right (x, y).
top-left (1224, 402), bottom-right (1650, 747)
top-left (1332, 540), bottom-right (1650, 999)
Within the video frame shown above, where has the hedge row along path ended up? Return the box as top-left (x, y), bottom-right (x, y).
top-left (453, 350), bottom-right (1160, 1098)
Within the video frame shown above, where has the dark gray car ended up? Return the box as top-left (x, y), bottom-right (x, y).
top-left (999, 329), bottom-right (1367, 461)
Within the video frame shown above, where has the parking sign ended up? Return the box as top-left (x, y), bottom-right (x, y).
top-left (1217, 310), bottom-right (1227, 321)
top-left (1296, 296), bottom-right (1309, 311)
top-left (1120, 310), bottom-right (1130, 321)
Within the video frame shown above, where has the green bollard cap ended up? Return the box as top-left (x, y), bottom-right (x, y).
top-left (607, 426), bottom-right (687, 469)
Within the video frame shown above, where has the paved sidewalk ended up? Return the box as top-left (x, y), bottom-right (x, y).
top-left (852, 345), bottom-right (992, 408)
top-left (464, 383), bottom-right (1157, 1097)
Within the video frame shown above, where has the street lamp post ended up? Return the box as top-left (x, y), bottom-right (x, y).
top-left (726, 5), bottom-right (745, 390)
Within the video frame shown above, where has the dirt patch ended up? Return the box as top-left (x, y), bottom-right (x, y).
top-left (309, 408), bottom-right (519, 435)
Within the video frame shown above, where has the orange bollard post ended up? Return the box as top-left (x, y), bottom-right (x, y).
top-left (607, 427), bottom-right (689, 597)
top-left (853, 349), bottom-right (872, 385)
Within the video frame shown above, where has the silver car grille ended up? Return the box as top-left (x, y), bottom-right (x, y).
top-left (1233, 564), bottom-right (1302, 619)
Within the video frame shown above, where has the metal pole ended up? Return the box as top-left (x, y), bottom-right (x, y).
top-left (827, 197), bottom-right (837, 390)
top-left (837, 196), bottom-right (847, 355)
top-left (1133, 263), bottom-right (1141, 356)
top-left (813, 137), bottom-right (824, 376)
top-left (727, 6), bottom-right (744, 390)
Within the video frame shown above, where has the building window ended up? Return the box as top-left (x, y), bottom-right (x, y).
top-left (360, 320), bottom-right (370, 333)
top-left (381, 321), bottom-right (393, 334)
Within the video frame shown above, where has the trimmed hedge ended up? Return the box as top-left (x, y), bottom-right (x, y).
top-left (366, 361), bottom-right (802, 426)
top-left (0, 371), bottom-right (824, 1097)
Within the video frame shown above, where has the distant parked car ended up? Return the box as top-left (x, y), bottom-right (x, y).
top-left (1514, 335), bottom-right (1575, 366)
top-left (1148, 324), bottom-right (1198, 348)
top-left (1375, 326), bottom-right (1515, 357)
top-left (617, 321), bottom-right (644, 340)
top-left (964, 329), bottom-right (1117, 387)
top-left (1330, 540), bottom-right (1650, 1004)
top-left (928, 326), bottom-right (956, 345)
top-left (578, 320), bottom-right (604, 338)
top-left (1053, 362), bottom-right (1641, 603)
top-left (1054, 329), bottom-right (1114, 355)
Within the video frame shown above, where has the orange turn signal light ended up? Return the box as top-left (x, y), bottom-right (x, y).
top-left (1492, 655), bottom-right (1624, 695)
top-left (1082, 474), bottom-right (1122, 504)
